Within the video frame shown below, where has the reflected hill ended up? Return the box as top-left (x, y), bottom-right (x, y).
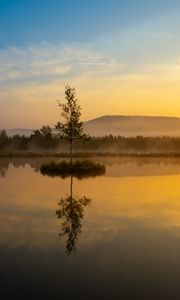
top-left (56, 175), bottom-right (91, 255)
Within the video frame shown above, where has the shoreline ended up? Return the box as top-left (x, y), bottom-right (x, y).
top-left (1, 151), bottom-right (180, 158)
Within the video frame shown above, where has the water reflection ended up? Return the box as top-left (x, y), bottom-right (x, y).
top-left (0, 159), bottom-right (10, 177)
top-left (3, 156), bottom-right (180, 178)
top-left (56, 175), bottom-right (91, 255)
top-left (2, 160), bottom-right (180, 298)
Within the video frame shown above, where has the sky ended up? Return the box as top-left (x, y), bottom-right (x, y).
top-left (1, 0), bottom-right (180, 128)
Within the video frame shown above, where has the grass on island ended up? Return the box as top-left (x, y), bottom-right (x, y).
top-left (40, 160), bottom-right (106, 179)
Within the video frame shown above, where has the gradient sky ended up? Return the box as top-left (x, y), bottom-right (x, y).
top-left (1, 0), bottom-right (180, 128)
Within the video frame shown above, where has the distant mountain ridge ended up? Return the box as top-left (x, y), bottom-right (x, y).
top-left (3, 115), bottom-right (180, 137)
top-left (84, 115), bottom-right (180, 137)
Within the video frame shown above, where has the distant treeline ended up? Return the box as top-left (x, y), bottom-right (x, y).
top-left (1, 126), bottom-right (180, 153)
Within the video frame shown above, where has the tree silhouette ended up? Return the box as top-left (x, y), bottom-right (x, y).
top-left (55, 85), bottom-right (85, 164)
top-left (56, 175), bottom-right (91, 255)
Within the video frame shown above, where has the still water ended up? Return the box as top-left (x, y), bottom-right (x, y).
top-left (1, 157), bottom-right (180, 299)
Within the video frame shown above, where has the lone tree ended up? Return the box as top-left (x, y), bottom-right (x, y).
top-left (55, 85), bottom-right (85, 163)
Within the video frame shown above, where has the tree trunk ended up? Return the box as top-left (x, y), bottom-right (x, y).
top-left (70, 140), bottom-right (73, 166)
top-left (70, 175), bottom-right (73, 200)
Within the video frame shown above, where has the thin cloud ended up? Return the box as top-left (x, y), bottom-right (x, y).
top-left (0, 42), bottom-right (125, 84)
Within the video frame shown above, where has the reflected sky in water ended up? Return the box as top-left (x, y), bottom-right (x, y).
top-left (1, 157), bottom-right (180, 299)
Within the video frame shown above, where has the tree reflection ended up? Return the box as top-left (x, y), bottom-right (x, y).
top-left (56, 175), bottom-right (91, 255)
top-left (0, 159), bottom-right (10, 177)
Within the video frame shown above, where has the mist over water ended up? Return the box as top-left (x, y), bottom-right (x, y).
top-left (1, 157), bottom-right (180, 299)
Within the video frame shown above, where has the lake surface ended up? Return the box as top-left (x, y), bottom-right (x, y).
top-left (1, 157), bottom-right (180, 299)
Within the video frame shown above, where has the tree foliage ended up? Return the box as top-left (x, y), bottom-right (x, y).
top-left (55, 86), bottom-right (85, 161)
top-left (55, 86), bottom-right (84, 142)
top-left (0, 130), bottom-right (10, 149)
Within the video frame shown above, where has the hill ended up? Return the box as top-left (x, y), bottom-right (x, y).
top-left (84, 115), bottom-right (180, 136)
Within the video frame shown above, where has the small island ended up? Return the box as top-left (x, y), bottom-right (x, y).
top-left (40, 160), bottom-right (106, 178)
